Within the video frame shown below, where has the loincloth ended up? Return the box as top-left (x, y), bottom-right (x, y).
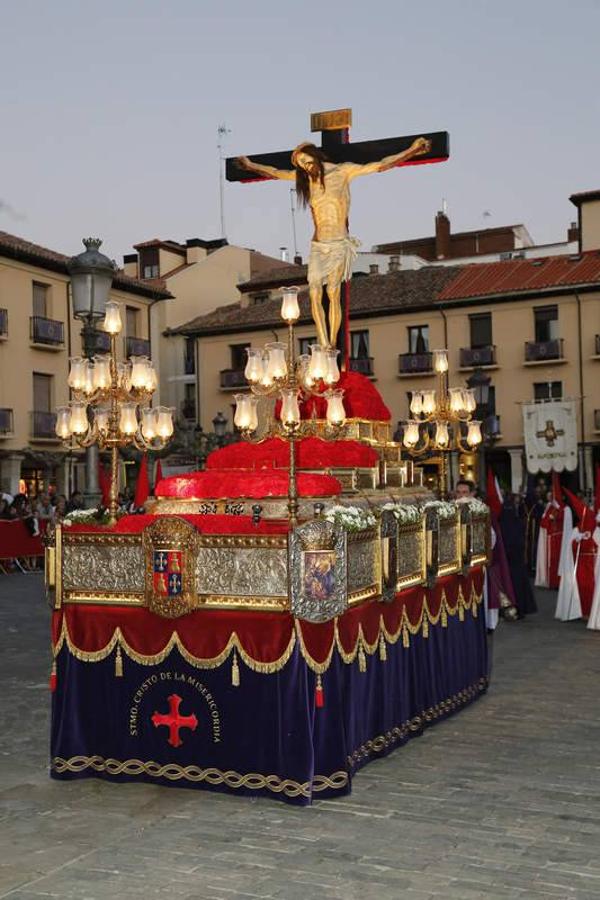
top-left (307, 236), bottom-right (361, 287)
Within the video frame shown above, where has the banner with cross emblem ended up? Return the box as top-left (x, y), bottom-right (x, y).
top-left (522, 400), bottom-right (578, 473)
top-left (143, 517), bottom-right (198, 617)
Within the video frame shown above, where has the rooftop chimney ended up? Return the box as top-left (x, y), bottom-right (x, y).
top-left (279, 246), bottom-right (289, 262)
top-left (568, 221), bottom-right (579, 243)
top-left (293, 254), bottom-right (303, 265)
top-left (369, 263), bottom-right (379, 275)
top-left (435, 210), bottom-right (451, 259)
top-left (388, 254), bottom-right (400, 273)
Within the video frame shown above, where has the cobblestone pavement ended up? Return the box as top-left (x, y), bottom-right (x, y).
top-left (0, 573), bottom-right (599, 900)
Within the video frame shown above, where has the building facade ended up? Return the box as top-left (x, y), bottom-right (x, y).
top-left (0, 232), bottom-right (170, 497)
top-left (174, 193), bottom-right (600, 493)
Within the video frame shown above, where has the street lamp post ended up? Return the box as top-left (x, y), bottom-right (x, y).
top-left (67, 239), bottom-right (116, 508)
top-left (466, 368), bottom-right (499, 492)
top-left (212, 412), bottom-right (228, 447)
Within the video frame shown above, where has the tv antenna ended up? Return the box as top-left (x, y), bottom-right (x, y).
top-left (217, 124), bottom-right (231, 239)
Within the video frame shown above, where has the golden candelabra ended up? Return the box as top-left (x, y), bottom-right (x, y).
top-left (402, 349), bottom-right (482, 498)
top-left (234, 287), bottom-right (345, 527)
top-left (55, 301), bottom-right (174, 524)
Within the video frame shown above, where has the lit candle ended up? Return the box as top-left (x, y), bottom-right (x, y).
top-left (93, 356), bottom-right (111, 391)
top-left (69, 402), bottom-right (89, 435)
top-left (422, 391), bottom-right (437, 415)
top-left (95, 408), bottom-right (110, 434)
top-left (307, 344), bottom-right (327, 381)
top-left (410, 391), bottom-right (423, 416)
top-left (326, 390), bottom-right (345, 427)
top-left (156, 407), bottom-right (174, 439)
top-left (280, 389), bottom-right (301, 428)
top-left (435, 421), bottom-right (450, 447)
top-left (103, 301), bottom-right (122, 335)
top-left (280, 286), bottom-right (300, 323)
top-left (119, 402), bottom-right (138, 436)
top-left (265, 342), bottom-right (287, 381)
top-left (403, 420), bottom-right (420, 448)
top-left (449, 388), bottom-right (464, 414)
top-left (467, 420), bottom-right (482, 446)
top-left (130, 356), bottom-right (150, 390)
top-left (55, 406), bottom-right (73, 439)
top-left (67, 357), bottom-right (87, 391)
top-left (140, 407), bottom-right (157, 440)
top-left (324, 348), bottom-right (340, 385)
top-left (433, 349), bottom-right (449, 374)
top-left (244, 348), bottom-right (264, 384)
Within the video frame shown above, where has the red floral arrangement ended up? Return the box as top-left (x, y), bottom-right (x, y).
top-left (206, 436), bottom-right (378, 471)
top-left (274, 371), bottom-right (391, 422)
top-left (155, 469), bottom-right (341, 499)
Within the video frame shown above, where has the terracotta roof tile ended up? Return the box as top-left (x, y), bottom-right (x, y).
top-left (437, 251), bottom-right (600, 301)
top-left (238, 262), bottom-right (307, 291)
top-left (0, 230), bottom-right (172, 300)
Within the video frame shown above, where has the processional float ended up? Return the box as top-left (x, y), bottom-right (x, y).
top-left (45, 109), bottom-right (492, 805)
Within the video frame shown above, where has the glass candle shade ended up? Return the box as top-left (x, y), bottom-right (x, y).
top-left (156, 407), bottom-right (174, 439)
top-left (95, 407), bottom-right (110, 434)
top-left (130, 356), bottom-right (150, 390)
top-left (433, 349), bottom-right (449, 374)
top-left (307, 344), bottom-right (327, 381)
top-left (465, 388), bottom-right (477, 413)
top-left (325, 390), bottom-right (345, 427)
top-left (467, 420), bottom-right (482, 447)
top-left (265, 342), bottom-right (287, 381)
top-left (55, 406), bottom-right (72, 439)
top-left (234, 394), bottom-right (253, 431)
top-left (103, 301), bottom-right (122, 335)
top-left (119, 402), bottom-right (138, 436)
top-left (83, 361), bottom-right (95, 396)
top-left (410, 391), bottom-right (423, 416)
top-left (144, 363), bottom-right (158, 392)
top-left (247, 396), bottom-right (259, 432)
top-left (244, 348), bottom-right (264, 384)
top-left (93, 355), bottom-right (111, 391)
top-left (69, 402), bottom-right (89, 435)
top-left (140, 407), bottom-right (157, 440)
top-left (324, 348), bottom-right (340, 385)
top-left (403, 420), bottom-right (420, 448)
top-left (449, 388), bottom-right (465, 415)
top-left (67, 357), bottom-right (87, 391)
top-left (422, 390), bottom-right (437, 416)
top-left (280, 286), bottom-right (300, 323)
top-left (280, 389), bottom-right (301, 428)
top-left (435, 420), bottom-right (450, 448)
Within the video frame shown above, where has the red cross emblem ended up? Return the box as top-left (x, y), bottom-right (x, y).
top-left (151, 694), bottom-right (198, 748)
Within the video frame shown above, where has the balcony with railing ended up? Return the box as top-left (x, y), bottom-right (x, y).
top-left (125, 336), bottom-right (151, 357)
top-left (30, 316), bottom-right (64, 348)
top-left (348, 356), bottom-right (375, 377)
top-left (0, 308), bottom-right (7, 339)
top-left (30, 410), bottom-right (58, 440)
top-left (94, 329), bottom-right (111, 353)
top-left (398, 352), bottom-right (433, 376)
top-left (220, 369), bottom-right (247, 390)
top-left (524, 338), bottom-right (564, 364)
top-left (459, 345), bottom-right (497, 368)
top-left (0, 408), bottom-right (14, 436)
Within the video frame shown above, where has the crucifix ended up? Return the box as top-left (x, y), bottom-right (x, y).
top-left (227, 108), bottom-right (449, 362)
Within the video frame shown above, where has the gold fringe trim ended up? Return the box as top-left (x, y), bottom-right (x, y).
top-left (53, 585), bottom-right (483, 677)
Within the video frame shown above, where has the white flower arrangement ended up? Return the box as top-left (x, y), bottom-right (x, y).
top-left (324, 504), bottom-right (377, 533)
top-left (463, 497), bottom-right (488, 516)
top-left (422, 500), bottom-right (458, 522)
top-left (62, 508), bottom-right (123, 527)
top-left (380, 502), bottom-right (422, 525)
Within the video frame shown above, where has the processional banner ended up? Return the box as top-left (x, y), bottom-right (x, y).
top-left (522, 400), bottom-right (578, 473)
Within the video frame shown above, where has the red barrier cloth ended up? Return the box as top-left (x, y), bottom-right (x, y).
top-left (134, 454), bottom-right (150, 508)
top-left (0, 520), bottom-right (44, 558)
top-left (155, 470), bottom-right (341, 499)
top-left (52, 569), bottom-right (484, 670)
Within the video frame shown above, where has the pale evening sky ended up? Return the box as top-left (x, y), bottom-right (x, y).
top-left (1, 0), bottom-right (599, 268)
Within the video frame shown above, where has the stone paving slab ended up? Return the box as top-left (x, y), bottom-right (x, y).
top-left (0, 573), bottom-right (599, 899)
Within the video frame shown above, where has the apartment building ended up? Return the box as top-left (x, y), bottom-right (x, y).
top-left (173, 191), bottom-right (600, 493)
top-left (0, 232), bottom-right (170, 496)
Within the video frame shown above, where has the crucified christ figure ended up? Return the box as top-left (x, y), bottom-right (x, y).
top-left (237, 136), bottom-right (431, 348)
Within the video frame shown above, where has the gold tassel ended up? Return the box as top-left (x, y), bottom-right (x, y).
top-left (459, 604), bottom-right (465, 622)
top-left (115, 646), bottom-right (123, 678)
top-left (379, 633), bottom-right (387, 661)
top-left (441, 606), bottom-right (448, 628)
top-left (402, 625), bottom-right (410, 649)
top-left (231, 650), bottom-right (240, 687)
top-left (422, 616), bottom-right (429, 639)
top-left (358, 645), bottom-right (367, 673)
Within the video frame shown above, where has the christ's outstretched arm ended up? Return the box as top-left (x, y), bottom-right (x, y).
top-left (345, 137), bottom-right (432, 178)
top-left (236, 156), bottom-right (295, 181)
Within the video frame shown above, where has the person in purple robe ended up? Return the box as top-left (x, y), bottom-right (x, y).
top-left (499, 493), bottom-right (537, 617)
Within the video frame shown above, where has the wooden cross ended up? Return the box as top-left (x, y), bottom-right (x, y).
top-left (226, 109), bottom-right (449, 362)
